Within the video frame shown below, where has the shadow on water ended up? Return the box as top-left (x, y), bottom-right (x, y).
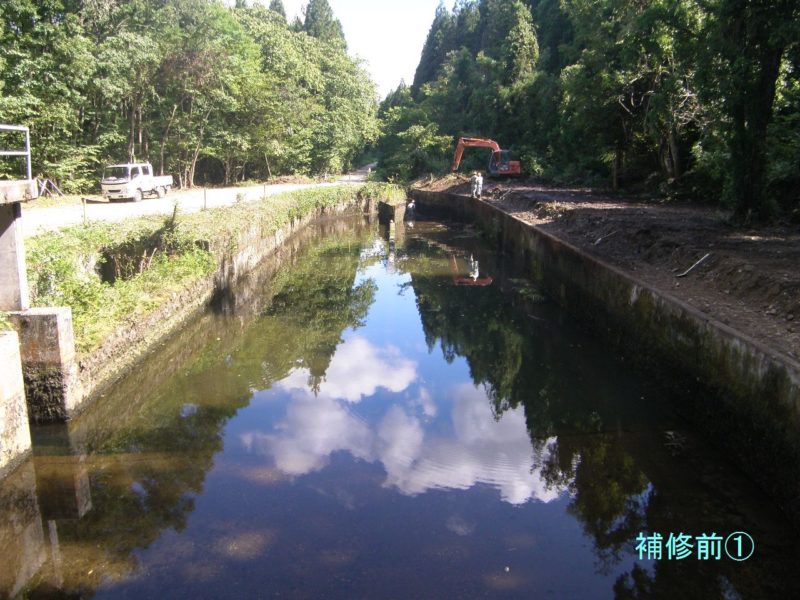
top-left (0, 215), bottom-right (797, 599)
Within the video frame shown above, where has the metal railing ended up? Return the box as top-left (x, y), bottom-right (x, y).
top-left (0, 124), bottom-right (32, 180)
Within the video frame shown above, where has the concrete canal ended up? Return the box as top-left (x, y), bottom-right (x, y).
top-left (0, 214), bottom-right (797, 598)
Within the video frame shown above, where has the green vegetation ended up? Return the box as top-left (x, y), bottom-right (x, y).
top-left (376, 0), bottom-right (799, 221)
top-left (25, 184), bottom-right (377, 353)
top-left (358, 181), bottom-right (408, 205)
top-left (0, 0), bottom-right (377, 190)
top-left (26, 215), bottom-right (215, 353)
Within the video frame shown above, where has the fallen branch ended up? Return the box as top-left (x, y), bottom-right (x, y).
top-left (676, 252), bottom-right (711, 278)
top-left (594, 230), bottom-right (618, 245)
top-left (496, 190), bottom-right (513, 202)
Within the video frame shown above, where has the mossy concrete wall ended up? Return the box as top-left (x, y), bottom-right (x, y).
top-left (8, 308), bottom-right (83, 422)
top-left (411, 189), bottom-right (800, 522)
top-left (0, 330), bottom-right (32, 477)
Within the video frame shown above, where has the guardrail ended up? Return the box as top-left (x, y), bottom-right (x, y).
top-left (0, 124), bottom-right (32, 181)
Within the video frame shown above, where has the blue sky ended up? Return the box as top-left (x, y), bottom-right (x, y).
top-left (281, 0), bottom-right (443, 98)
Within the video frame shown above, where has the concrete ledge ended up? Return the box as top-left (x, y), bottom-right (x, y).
top-left (0, 180), bottom-right (37, 205)
top-left (411, 189), bottom-right (800, 522)
top-left (0, 331), bottom-right (32, 478)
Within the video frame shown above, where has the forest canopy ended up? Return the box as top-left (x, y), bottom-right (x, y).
top-left (375, 0), bottom-right (800, 221)
top-left (0, 0), bottom-right (378, 191)
top-left (2, 0), bottom-right (797, 219)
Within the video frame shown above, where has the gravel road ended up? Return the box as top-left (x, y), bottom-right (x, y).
top-left (21, 169), bottom-right (370, 238)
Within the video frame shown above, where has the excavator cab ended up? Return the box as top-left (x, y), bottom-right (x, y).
top-left (489, 150), bottom-right (513, 174)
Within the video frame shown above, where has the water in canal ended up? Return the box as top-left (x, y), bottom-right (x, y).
top-left (1, 215), bottom-right (797, 599)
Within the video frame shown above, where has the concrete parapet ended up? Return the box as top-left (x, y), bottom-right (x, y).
top-left (8, 308), bottom-right (83, 422)
top-left (0, 330), bottom-right (32, 477)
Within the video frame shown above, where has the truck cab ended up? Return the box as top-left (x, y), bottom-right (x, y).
top-left (101, 162), bottom-right (173, 202)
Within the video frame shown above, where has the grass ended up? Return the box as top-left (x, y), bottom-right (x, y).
top-left (26, 217), bottom-right (215, 353)
top-left (24, 184), bottom-right (392, 355)
top-left (358, 182), bottom-right (407, 206)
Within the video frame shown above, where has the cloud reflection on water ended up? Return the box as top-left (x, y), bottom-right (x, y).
top-left (278, 336), bottom-right (417, 403)
top-left (240, 335), bottom-right (564, 505)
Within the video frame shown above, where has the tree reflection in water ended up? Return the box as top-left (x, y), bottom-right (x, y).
top-left (405, 228), bottom-right (799, 599)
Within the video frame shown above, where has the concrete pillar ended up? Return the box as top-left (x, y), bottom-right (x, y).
top-left (0, 330), bottom-right (32, 477)
top-left (378, 200), bottom-right (407, 225)
top-left (8, 308), bottom-right (83, 422)
top-left (0, 202), bottom-right (30, 311)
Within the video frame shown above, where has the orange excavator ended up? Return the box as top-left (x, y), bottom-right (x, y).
top-left (451, 137), bottom-right (521, 176)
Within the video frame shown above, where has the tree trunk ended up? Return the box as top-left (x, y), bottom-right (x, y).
top-left (730, 44), bottom-right (783, 222)
top-left (160, 104), bottom-right (178, 176)
top-left (612, 145), bottom-right (622, 191)
top-left (128, 103), bottom-right (136, 162)
top-left (188, 111), bottom-right (211, 188)
top-left (264, 152), bottom-right (273, 179)
top-left (668, 127), bottom-right (681, 179)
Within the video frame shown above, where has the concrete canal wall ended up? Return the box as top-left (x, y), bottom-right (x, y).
top-left (411, 189), bottom-right (800, 523)
top-left (0, 330), bottom-right (32, 478)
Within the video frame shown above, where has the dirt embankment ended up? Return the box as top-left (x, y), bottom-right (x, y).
top-left (416, 176), bottom-right (800, 362)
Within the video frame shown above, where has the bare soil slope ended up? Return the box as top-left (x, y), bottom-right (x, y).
top-left (416, 176), bottom-right (799, 362)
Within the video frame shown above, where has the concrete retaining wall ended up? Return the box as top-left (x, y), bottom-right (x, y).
top-left (0, 330), bottom-right (32, 477)
top-left (411, 189), bottom-right (800, 522)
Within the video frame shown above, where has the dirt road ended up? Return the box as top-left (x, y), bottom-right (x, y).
top-left (21, 168), bottom-right (371, 238)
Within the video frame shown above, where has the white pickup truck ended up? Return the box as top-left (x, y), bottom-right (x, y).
top-left (101, 162), bottom-right (173, 202)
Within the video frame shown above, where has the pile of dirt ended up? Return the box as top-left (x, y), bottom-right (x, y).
top-left (420, 178), bottom-right (800, 362)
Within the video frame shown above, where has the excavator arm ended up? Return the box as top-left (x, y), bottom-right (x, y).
top-left (451, 137), bottom-right (501, 172)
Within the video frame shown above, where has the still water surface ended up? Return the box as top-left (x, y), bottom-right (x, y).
top-left (1, 216), bottom-right (797, 599)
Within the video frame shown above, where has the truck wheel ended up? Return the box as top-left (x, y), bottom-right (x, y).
top-left (133, 189), bottom-right (143, 202)
top-left (156, 186), bottom-right (165, 199)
